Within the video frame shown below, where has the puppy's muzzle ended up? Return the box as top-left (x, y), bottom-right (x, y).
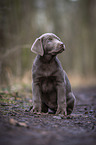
top-left (58, 42), bottom-right (65, 53)
top-left (60, 42), bottom-right (65, 51)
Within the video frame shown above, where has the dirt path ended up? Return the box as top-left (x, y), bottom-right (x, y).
top-left (0, 87), bottom-right (96, 145)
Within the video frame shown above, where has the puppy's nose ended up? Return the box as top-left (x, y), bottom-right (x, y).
top-left (60, 42), bottom-right (65, 50)
top-left (60, 43), bottom-right (63, 47)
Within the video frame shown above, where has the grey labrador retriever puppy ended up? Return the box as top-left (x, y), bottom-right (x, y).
top-left (31, 33), bottom-right (75, 115)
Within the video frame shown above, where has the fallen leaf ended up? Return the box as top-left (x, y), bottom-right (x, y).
top-left (18, 122), bottom-right (29, 128)
top-left (9, 118), bottom-right (29, 128)
top-left (53, 116), bottom-right (62, 120)
top-left (9, 118), bottom-right (18, 125)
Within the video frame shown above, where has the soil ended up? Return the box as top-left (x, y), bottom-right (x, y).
top-left (0, 86), bottom-right (96, 145)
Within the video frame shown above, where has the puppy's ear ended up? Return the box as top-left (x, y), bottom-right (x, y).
top-left (31, 38), bottom-right (44, 56)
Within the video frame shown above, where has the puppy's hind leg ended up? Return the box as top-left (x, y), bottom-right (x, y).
top-left (66, 92), bottom-right (76, 115)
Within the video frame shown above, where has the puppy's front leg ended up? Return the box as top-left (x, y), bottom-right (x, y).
top-left (56, 82), bottom-right (67, 115)
top-left (32, 81), bottom-right (41, 113)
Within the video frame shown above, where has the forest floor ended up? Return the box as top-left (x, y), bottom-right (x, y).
top-left (0, 86), bottom-right (96, 145)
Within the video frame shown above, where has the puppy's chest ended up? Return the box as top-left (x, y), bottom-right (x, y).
top-left (40, 63), bottom-right (56, 76)
top-left (39, 76), bottom-right (56, 93)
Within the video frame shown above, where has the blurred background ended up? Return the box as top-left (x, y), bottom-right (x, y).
top-left (0, 0), bottom-right (96, 91)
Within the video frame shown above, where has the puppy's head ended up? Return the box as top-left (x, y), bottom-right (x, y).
top-left (31, 33), bottom-right (65, 56)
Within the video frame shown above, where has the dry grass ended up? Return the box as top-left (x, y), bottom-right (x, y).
top-left (69, 73), bottom-right (96, 88)
top-left (1, 70), bottom-right (96, 92)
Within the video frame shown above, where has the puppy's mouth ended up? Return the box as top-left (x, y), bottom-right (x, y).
top-left (50, 48), bottom-right (64, 55)
top-left (57, 44), bottom-right (65, 53)
top-left (48, 44), bottom-right (65, 55)
top-left (59, 47), bottom-right (64, 53)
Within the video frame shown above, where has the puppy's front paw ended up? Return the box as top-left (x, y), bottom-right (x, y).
top-left (31, 106), bottom-right (41, 114)
top-left (56, 107), bottom-right (67, 116)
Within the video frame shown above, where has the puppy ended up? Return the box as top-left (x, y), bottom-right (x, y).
top-left (31, 33), bottom-right (75, 115)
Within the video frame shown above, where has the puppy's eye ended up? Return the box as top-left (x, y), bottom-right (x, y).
top-left (48, 38), bottom-right (52, 41)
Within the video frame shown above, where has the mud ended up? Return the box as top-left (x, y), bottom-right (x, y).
top-left (0, 86), bottom-right (96, 145)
